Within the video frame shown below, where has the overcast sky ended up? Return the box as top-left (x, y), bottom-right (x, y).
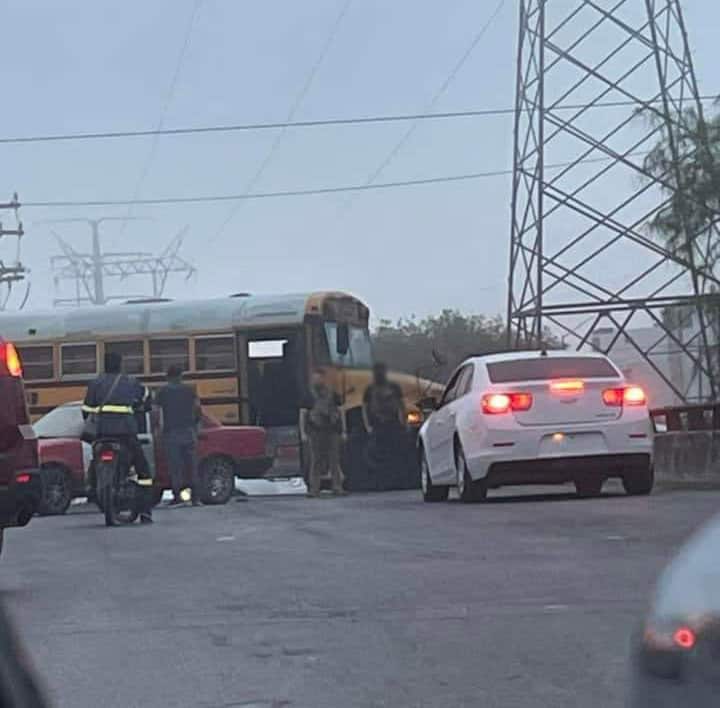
top-left (0, 0), bottom-right (717, 323)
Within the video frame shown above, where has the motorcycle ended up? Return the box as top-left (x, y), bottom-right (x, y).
top-left (92, 440), bottom-right (142, 526)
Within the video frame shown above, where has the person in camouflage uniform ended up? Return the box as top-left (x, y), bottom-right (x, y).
top-left (300, 369), bottom-right (347, 497)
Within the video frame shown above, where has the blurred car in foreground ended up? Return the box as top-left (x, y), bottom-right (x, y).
top-left (629, 513), bottom-right (720, 706)
top-left (35, 402), bottom-right (272, 512)
top-left (418, 350), bottom-right (654, 502)
top-left (0, 338), bottom-right (41, 552)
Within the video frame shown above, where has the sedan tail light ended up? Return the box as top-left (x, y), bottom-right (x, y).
top-left (602, 385), bottom-right (646, 407)
top-left (550, 379), bottom-right (584, 394)
top-left (673, 627), bottom-right (696, 650)
top-left (481, 392), bottom-right (533, 414)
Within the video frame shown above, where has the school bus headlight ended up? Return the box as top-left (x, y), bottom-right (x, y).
top-left (407, 410), bottom-right (423, 426)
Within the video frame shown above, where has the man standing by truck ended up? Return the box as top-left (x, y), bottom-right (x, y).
top-left (154, 365), bottom-right (202, 507)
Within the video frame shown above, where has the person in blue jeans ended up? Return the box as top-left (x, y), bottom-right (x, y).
top-left (154, 365), bottom-right (202, 507)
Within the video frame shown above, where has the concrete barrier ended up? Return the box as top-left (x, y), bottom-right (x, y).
top-left (654, 432), bottom-right (720, 488)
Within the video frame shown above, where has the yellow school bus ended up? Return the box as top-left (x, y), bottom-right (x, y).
top-left (0, 291), bottom-right (434, 475)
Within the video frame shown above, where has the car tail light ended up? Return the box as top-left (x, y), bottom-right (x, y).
top-left (602, 386), bottom-right (646, 407)
top-left (481, 392), bottom-right (533, 414)
top-left (673, 627), bottom-right (696, 650)
top-left (550, 379), bottom-right (584, 394)
top-left (623, 385), bottom-right (646, 406)
top-left (15, 473), bottom-right (31, 484)
top-left (99, 450), bottom-right (115, 462)
top-left (0, 341), bottom-right (22, 378)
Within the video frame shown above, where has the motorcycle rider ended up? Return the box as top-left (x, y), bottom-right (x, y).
top-left (82, 351), bottom-right (154, 524)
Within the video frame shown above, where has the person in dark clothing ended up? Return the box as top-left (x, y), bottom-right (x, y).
top-left (154, 364), bottom-right (202, 507)
top-left (83, 351), bottom-right (154, 523)
top-left (362, 362), bottom-right (409, 488)
top-left (362, 362), bottom-right (406, 433)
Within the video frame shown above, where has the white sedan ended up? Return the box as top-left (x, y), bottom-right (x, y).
top-left (418, 350), bottom-right (654, 502)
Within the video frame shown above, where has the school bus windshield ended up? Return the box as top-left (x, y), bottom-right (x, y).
top-left (324, 323), bottom-right (373, 369)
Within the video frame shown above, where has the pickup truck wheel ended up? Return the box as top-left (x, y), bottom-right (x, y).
top-left (200, 457), bottom-right (235, 505)
top-left (39, 465), bottom-right (72, 516)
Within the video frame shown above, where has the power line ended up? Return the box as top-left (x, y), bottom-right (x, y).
top-left (210, 0), bottom-right (354, 243)
top-left (0, 95), bottom-right (716, 146)
top-left (117, 0), bottom-right (203, 238)
top-left (343, 0), bottom-right (508, 209)
top-left (23, 152), bottom-right (647, 209)
top-left (24, 172), bottom-right (508, 208)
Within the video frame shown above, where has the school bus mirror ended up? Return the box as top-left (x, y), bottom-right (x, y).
top-left (418, 396), bottom-right (439, 412)
top-left (336, 323), bottom-right (350, 356)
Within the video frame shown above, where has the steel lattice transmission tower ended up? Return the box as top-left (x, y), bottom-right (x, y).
top-left (50, 218), bottom-right (196, 306)
top-left (507, 0), bottom-right (720, 402)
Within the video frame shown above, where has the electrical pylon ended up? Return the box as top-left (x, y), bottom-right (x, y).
top-left (507, 0), bottom-right (719, 402)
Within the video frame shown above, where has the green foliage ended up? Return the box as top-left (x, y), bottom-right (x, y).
top-left (373, 310), bottom-right (506, 381)
top-left (643, 106), bottom-right (720, 263)
top-left (372, 310), bottom-right (560, 382)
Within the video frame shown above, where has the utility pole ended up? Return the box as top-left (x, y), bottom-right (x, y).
top-left (47, 217), bottom-right (196, 306)
top-left (507, 0), bottom-right (718, 403)
top-left (90, 219), bottom-right (105, 306)
top-left (0, 193), bottom-right (28, 310)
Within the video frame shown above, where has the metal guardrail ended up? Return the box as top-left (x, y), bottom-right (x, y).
top-left (650, 404), bottom-right (720, 433)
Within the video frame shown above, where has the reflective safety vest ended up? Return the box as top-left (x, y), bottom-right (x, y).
top-left (83, 373), bottom-right (151, 437)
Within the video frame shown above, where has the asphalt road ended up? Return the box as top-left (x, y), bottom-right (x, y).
top-left (2, 485), bottom-right (718, 708)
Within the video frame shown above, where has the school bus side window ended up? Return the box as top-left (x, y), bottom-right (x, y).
top-left (105, 341), bottom-right (144, 375)
top-left (195, 336), bottom-right (235, 371)
top-left (149, 339), bottom-right (189, 374)
top-left (61, 344), bottom-right (97, 377)
top-left (17, 346), bottom-right (54, 381)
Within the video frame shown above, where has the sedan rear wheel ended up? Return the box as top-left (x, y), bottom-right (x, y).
top-left (39, 465), bottom-right (72, 516)
top-left (421, 453), bottom-right (449, 503)
top-left (622, 465), bottom-right (654, 496)
top-left (200, 457), bottom-right (235, 505)
top-left (574, 476), bottom-right (604, 498)
top-left (456, 447), bottom-right (487, 503)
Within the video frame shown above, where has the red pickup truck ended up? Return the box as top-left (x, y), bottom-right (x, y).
top-left (0, 338), bottom-right (42, 552)
top-left (35, 402), bottom-right (271, 514)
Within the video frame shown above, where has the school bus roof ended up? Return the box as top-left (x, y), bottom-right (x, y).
top-left (0, 291), bottom-right (360, 343)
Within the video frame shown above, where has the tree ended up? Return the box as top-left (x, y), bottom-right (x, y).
top-left (372, 310), bottom-right (558, 383)
top-left (372, 311), bottom-right (507, 382)
top-left (644, 105), bottom-right (720, 395)
top-left (643, 106), bottom-right (720, 266)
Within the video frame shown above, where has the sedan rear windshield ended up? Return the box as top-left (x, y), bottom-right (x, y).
top-left (487, 357), bottom-right (619, 383)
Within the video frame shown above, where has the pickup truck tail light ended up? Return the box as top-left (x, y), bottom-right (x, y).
top-left (482, 392), bottom-right (533, 414)
top-left (0, 341), bottom-right (22, 378)
top-left (602, 385), bottom-right (646, 407)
